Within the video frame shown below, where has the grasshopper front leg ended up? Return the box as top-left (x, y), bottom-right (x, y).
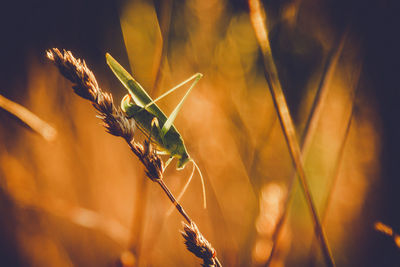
top-left (150, 117), bottom-right (174, 171)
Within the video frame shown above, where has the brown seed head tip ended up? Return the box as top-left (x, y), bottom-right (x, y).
top-left (181, 222), bottom-right (216, 265)
top-left (46, 48), bottom-right (137, 142)
top-left (48, 48), bottom-right (64, 62)
top-left (46, 48), bottom-right (102, 101)
top-left (46, 50), bottom-right (54, 60)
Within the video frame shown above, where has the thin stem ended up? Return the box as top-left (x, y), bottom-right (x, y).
top-left (215, 257), bottom-right (222, 267)
top-left (307, 65), bottom-right (361, 266)
top-left (264, 174), bottom-right (297, 267)
top-left (0, 94), bottom-right (56, 141)
top-left (151, 0), bottom-right (173, 92)
top-left (248, 0), bottom-right (335, 266)
top-left (156, 179), bottom-right (192, 224)
top-left (307, 106), bottom-right (353, 266)
top-left (156, 177), bottom-right (223, 267)
top-left (265, 30), bottom-right (348, 267)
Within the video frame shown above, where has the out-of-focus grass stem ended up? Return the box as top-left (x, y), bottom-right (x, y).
top-left (265, 30), bottom-right (348, 266)
top-left (307, 64), bottom-right (361, 266)
top-left (248, 0), bottom-right (336, 266)
top-left (126, 1), bottom-right (173, 264)
top-left (0, 94), bottom-right (56, 141)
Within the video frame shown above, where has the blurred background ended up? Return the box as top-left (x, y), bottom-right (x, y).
top-left (0, 0), bottom-right (399, 266)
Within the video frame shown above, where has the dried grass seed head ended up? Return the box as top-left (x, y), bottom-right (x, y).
top-left (47, 48), bottom-right (98, 101)
top-left (182, 222), bottom-right (216, 266)
top-left (130, 141), bottom-right (164, 181)
top-left (47, 48), bottom-right (135, 142)
top-left (48, 48), bottom-right (165, 180)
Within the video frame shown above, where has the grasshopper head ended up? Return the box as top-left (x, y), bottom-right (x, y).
top-left (176, 151), bottom-right (190, 170)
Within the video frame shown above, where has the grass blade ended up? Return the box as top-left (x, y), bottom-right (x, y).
top-left (248, 0), bottom-right (335, 266)
top-left (0, 94), bottom-right (56, 141)
top-left (307, 61), bottom-right (362, 266)
top-left (265, 29), bottom-right (349, 266)
top-left (119, 2), bottom-right (174, 264)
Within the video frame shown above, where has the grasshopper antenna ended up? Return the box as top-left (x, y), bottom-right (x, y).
top-left (166, 159), bottom-right (207, 216)
top-left (177, 159), bottom-right (206, 209)
top-left (191, 159), bottom-right (207, 209)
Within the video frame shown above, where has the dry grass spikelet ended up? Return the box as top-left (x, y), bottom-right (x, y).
top-left (47, 48), bottom-right (164, 182)
top-left (182, 222), bottom-right (218, 267)
top-left (129, 140), bottom-right (164, 181)
top-left (47, 48), bottom-right (135, 142)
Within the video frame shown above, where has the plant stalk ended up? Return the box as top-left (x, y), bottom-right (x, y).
top-left (248, 0), bottom-right (335, 266)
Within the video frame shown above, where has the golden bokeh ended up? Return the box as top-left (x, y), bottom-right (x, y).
top-left (0, 0), bottom-right (386, 266)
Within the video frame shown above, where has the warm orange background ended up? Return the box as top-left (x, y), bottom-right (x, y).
top-left (0, 0), bottom-right (398, 266)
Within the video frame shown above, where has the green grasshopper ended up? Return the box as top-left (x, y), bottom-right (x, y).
top-left (106, 53), bottom-right (206, 207)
